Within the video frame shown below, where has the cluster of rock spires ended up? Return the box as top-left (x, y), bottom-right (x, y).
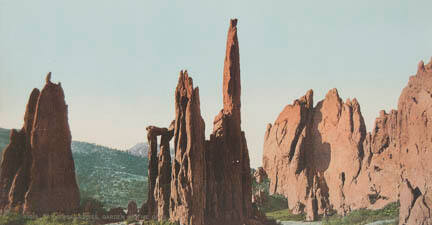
top-left (0, 73), bottom-right (80, 214)
top-left (262, 58), bottom-right (432, 224)
top-left (1, 19), bottom-right (430, 225)
top-left (145, 19), bottom-right (261, 225)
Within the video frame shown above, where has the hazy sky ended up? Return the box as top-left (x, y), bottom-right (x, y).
top-left (1, 0), bottom-right (431, 168)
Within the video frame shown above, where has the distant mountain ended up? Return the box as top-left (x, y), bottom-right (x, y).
top-left (72, 141), bottom-right (148, 209)
top-left (0, 128), bottom-right (10, 154)
top-left (126, 142), bottom-right (149, 158)
top-left (127, 142), bottom-right (175, 158)
top-left (0, 128), bottom-right (148, 209)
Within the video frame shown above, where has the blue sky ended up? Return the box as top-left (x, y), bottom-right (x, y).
top-left (1, 0), bottom-right (431, 168)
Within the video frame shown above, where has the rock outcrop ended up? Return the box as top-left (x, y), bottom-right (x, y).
top-left (169, 71), bottom-right (206, 225)
top-left (395, 59), bottom-right (432, 224)
top-left (263, 89), bottom-right (315, 214)
top-left (263, 57), bottom-right (432, 223)
top-left (0, 73), bottom-right (80, 214)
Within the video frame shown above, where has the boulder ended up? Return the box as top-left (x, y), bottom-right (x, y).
top-left (139, 201), bottom-right (148, 216)
top-left (127, 200), bottom-right (138, 217)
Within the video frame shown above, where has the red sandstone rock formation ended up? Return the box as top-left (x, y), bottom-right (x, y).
top-left (263, 88), bottom-right (390, 218)
top-left (145, 19), bottom-right (261, 225)
top-left (0, 73), bottom-right (80, 214)
top-left (263, 89), bottom-right (316, 215)
top-left (169, 71), bottom-right (206, 225)
top-left (24, 73), bottom-right (80, 214)
top-left (205, 19), bottom-right (253, 225)
top-left (0, 88), bottom-right (39, 213)
top-left (146, 125), bottom-right (168, 219)
top-left (263, 57), bottom-right (432, 223)
top-left (154, 121), bottom-right (174, 220)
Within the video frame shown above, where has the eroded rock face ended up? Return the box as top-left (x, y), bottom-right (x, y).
top-left (169, 71), bottom-right (206, 225)
top-left (263, 89), bottom-right (314, 215)
top-left (0, 73), bottom-right (80, 215)
top-left (396, 59), bottom-right (432, 224)
top-left (263, 57), bottom-right (432, 223)
top-left (263, 88), bottom-right (398, 217)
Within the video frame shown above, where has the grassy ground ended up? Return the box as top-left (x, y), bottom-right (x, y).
top-left (322, 202), bottom-right (399, 225)
top-left (258, 192), bottom-right (306, 221)
top-left (0, 213), bottom-right (97, 225)
top-left (265, 208), bottom-right (306, 221)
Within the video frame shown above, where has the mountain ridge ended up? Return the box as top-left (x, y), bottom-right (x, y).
top-left (0, 127), bottom-right (148, 209)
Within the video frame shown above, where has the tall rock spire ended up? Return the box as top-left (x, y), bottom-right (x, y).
top-left (24, 74), bottom-right (80, 214)
top-left (0, 74), bottom-right (80, 215)
top-left (170, 70), bottom-right (206, 225)
top-left (223, 19), bottom-right (241, 119)
top-left (206, 18), bottom-right (253, 225)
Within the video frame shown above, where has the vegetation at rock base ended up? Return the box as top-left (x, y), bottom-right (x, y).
top-left (141, 221), bottom-right (179, 225)
top-left (0, 213), bottom-right (97, 225)
top-left (265, 208), bottom-right (306, 221)
top-left (322, 202), bottom-right (399, 225)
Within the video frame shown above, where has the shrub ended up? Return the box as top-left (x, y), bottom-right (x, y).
top-left (258, 193), bottom-right (288, 213)
top-left (322, 202), bottom-right (399, 225)
top-left (0, 213), bottom-right (98, 225)
top-left (26, 214), bottom-right (96, 225)
top-left (265, 208), bottom-right (306, 221)
top-left (0, 212), bottom-right (32, 225)
top-left (126, 215), bottom-right (138, 224)
top-left (141, 220), bottom-right (179, 225)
